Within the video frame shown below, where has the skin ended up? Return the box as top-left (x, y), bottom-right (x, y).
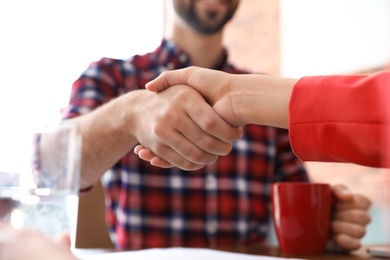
top-left (0, 224), bottom-right (76, 260)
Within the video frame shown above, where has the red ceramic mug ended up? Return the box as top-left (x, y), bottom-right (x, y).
top-left (271, 182), bottom-right (333, 255)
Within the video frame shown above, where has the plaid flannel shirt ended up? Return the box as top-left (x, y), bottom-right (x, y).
top-left (62, 39), bottom-right (309, 250)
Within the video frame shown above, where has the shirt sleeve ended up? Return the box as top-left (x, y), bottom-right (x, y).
top-left (61, 58), bottom-right (128, 119)
top-left (274, 128), bottom-right (310, 183)
top-left (289, 71), bottom-right (390, 168)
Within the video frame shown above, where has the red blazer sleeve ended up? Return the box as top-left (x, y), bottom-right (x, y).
top-left (289, 71), bottom-right (390, 168)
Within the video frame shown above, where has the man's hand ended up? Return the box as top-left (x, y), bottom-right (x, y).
top-left (130, 85), bottom-right (241, 170)
top-left (135, 67), bottom-right (243, 168)
top-left (327, 185), bottom-right (372, 252)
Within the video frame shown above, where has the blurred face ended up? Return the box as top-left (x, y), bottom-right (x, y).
top-left (172, 0), bottom-right (240, 35)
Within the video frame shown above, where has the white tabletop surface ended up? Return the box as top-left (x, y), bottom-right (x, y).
top-left (73, 247), bottom-right (302, 260)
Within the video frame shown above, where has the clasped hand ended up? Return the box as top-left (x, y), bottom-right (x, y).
top-left (134, 67), bottom-right (243, 169)
top-left (130, 82), bottom-right (241, 170)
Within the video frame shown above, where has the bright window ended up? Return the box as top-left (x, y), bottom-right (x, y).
top-left (0, 1), bottom-right (163, 172)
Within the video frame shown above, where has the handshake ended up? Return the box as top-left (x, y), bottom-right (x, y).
top-left (134, 66), bottom-right (297, 170)
top-left (134, 67), bottom-right (389, 169)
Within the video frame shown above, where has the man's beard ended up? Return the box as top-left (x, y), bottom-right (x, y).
top-left (174, 0), bottom-right (238, 35)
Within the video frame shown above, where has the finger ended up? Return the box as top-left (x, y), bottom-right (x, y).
top-left (135, 145), bottom-right (171, 165)
top-left (157, 120), bottom-right (224, 163)
top-left (330, 233), bottom-right (361, 252)
top-left (176, 115), bottom-right (236, 155)
top-left (134, 145), bottom-right (144, 155)
top-left (148, 103), bottom-right (222, 166)
top-left (150, 157), bottom-right (178, 168)
top-left (146, 130), bottom-right (216, 170)
top-left (335, 194), bottom-right (372, 211)
top-left (333, 208), bottom-right (372, 225)
top-left (146, 67), bottom-right (195, 92)
top-left (332, 220), bottom-right (366, 239)
top-left (146, 67), bottom-right (230, 105)
top-left (326, 239), bottom-right (351, 253)
top-left (331, 185), bottom-right (354, 202)
top-left (135, 145), bottom-right (197, 169)
top-left (181, 87), bottom-right (242, 143)
top-left (136, 147), bottom-right (175, 168)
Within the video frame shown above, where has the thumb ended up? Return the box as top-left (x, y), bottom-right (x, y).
top-left (146, 67), bottom-right (191, 92)
top-left (331, 184), bottom-right (354, 202)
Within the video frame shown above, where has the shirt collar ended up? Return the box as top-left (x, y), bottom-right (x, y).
top-left (154, 38), bottom-right (229, 70)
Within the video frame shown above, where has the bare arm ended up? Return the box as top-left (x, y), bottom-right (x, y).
top-left (64, 86), bottom-right (242, 188)
top-left (66, 93), bottom-right (139, 189)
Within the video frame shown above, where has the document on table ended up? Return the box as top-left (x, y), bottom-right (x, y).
top-left (76, 247), bottom-right (303, 260)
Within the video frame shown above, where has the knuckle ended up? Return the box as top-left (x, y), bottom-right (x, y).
top-left (198, 137), bottom-right (217, 151)
top-left (352, 210), bottom-right (372, 225)
top-left (358, 228), bottom-right (366, 238)
top-left (331, 220), bottom-right (340, 231)
top-left (201, 116), bottom-right (218, 132)
top-left (348, 210), bottom-right (362, 223)
top-left (174, 144), bottom-right (205, 165)
top-left (355, 194), bottom-right (372, 209)
top-left (161, 107), bottom-right (180, 123)
top-left (190, 149), bottom-right (210, 164)
top-left (363, 196), bottom-right (372, 208)
top-left (352, 225), bottom-right (366, 238)
top-left (221, 143), bottom-right (233, 155)
top-left (180, 161), bottom-right (204, 171)
top-left (185, 147), bottom-right (217, 165)
top-left (336, 234), bottom-right (361, 251)
top-left (365, 214), bottom-right (372, 225)
top-left (201, 154), bottom-right (219, 164)
top-left (152, 123), bottom-right (166, 137)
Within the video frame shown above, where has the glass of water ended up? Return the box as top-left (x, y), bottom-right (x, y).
top-left (0, 123), bottom-right (81, 248)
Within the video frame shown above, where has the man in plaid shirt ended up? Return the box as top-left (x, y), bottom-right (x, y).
top-left (61, 0), bottom-right (371, 252)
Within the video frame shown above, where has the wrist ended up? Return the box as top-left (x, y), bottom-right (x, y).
top-left (232, 75), bottom-right (296, 128)
top-left (114, 90), bottom-right (148, 142)
top-left (229, 74), bottom-right (262, 126)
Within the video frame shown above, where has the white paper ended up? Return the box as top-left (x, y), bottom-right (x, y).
top-left (75, 247), bottom-right (303, 260)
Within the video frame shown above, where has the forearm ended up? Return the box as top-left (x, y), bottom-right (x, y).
top-left (230, 74), bottom-right (297, 128)
top-left (68, 94), bottom-right (139, 189)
